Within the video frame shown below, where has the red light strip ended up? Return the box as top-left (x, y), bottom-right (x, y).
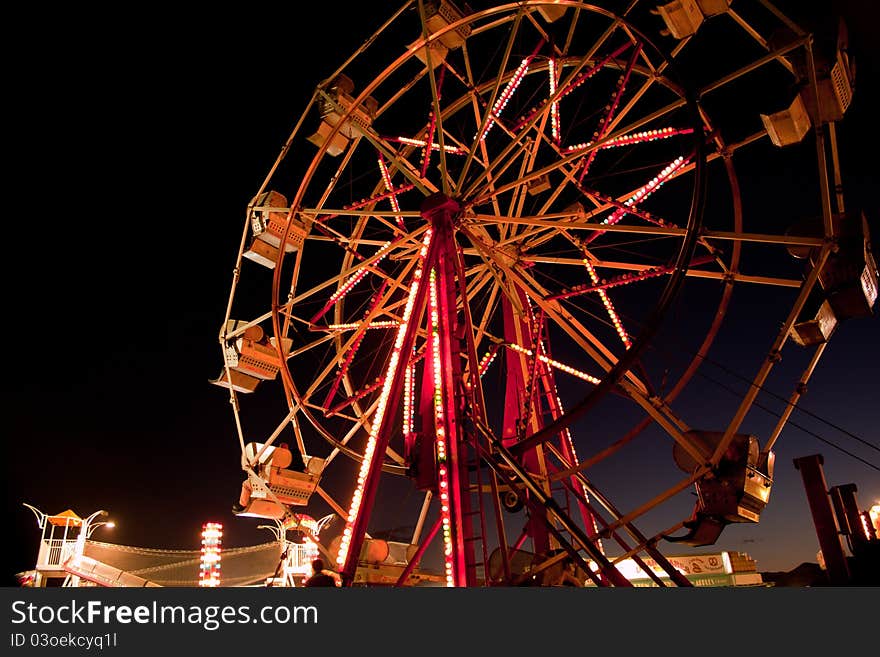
top-left (548, 58), bottom-right (560, 143)
top-left (324, 378), bottom-right (384, 418)
top-left (549, 254), bottom-right (716, 301)
top-left (315, 184), bottom-right (416, 225)
top-left (578, 44), bottom-right (642, 183)
top-left (321, 280), bottom-right (391, 412)
top-left (421, 66), bottom-right (445, 177)
top-left (421, 111), bottom-right (438, 177)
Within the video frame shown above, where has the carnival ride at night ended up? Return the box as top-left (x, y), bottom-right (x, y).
top-left (212, 1), bottom-right (877, 587)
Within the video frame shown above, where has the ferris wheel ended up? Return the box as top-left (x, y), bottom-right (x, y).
top-left (213, 1), bottom-right (874, 586)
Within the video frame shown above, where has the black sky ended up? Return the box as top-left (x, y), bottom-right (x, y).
top-left (6, 1), bottom-right (879, 585)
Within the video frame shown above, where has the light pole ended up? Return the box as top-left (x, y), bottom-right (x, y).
top-left (78, 510), bottom-right (110, 547)
top-left (87, 519), bottom-right (115, 539)
top-left (70, 510), bottom-right (112, 587)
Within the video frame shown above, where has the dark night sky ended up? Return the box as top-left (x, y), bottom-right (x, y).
top-left (6, 1), bottom-right (878, 585)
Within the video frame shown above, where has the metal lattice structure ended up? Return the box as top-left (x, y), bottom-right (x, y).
top-left (214, 1), bottom-right (874, 586)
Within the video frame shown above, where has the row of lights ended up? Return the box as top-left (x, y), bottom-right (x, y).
top-left (478, 55), bottom-right (533, 142)
top-left (335, 230), bottom-right (434, 570)
top-left (578, 45), bottom-right (641, 183)
top-left (583, 259), bottom-right (631, 348)
top-left (388, 135), bottom-right (466, 154)
top-left (504, 343), bottom-right (600, 385)
top-left (548, 58), bottom-right (560, 143)
top-left (603, 155), bottom-right (687, 226)
top-left (199, 522), bottom-right (223, 588)
top-left (322, 280), bottom-right (392, 411)
top-left (403, 359), bottom-right (416, 436)
top-left (324, 320), bottom-right (400, 332)
top-left (309, 239), bottom-right (397, 324)
top-left (428, 269), bottom-right (456, 587)
top-left (377, 155), bottom-right (403, 226)
top-left (512, 41), bottom-right (633, 133)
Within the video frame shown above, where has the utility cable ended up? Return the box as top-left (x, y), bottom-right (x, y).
top-left (692, 367), bottom-right (880, 472)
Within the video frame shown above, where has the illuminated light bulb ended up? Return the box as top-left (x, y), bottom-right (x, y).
top-left (600, 126), bottom-right (694, 148)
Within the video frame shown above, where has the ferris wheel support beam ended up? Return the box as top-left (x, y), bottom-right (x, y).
top-left (544, 443), bottom-right (692, 586)
top-left (474, 422), bottom-right (632, 586)
top-left (428, 195), bottom-right (478, 585)
top-left (761, 342), bottom-right (829, 458)
top-left (336, 230), bottom-right (434, 585)
top-left (711, 243), bottom-right (832, 467)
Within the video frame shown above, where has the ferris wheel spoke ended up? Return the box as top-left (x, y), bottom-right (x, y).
top-left (469, 269), bottom-right (501, 354)
top-left (289, 225), bottom-right (427, 309)
top-left (469, 115), bottom-right (693, 230)
top-left (455, 10), bottom-right (526, 191)
top-left (576, 41), bottom-right (643, 183)
top-left (728, 7), bottom-right (796, 74)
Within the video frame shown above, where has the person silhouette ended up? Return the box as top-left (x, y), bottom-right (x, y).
top-left (304, 558), bottom-right (338, 587)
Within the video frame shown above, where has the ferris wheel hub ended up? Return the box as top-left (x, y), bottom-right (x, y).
top-left (420, 192), bottom-right (462, 225)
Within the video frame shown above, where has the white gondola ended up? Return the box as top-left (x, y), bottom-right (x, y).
top-left (761, 95), bottom-right (812, 147)
top-left (409, 0), bottom-right (471, 68)
top-left (243, 190), bottom-right (310, 269)
top-left (234, 442), bottom-right (325, 519)
top-left (210, 322), bottom-right (292, 393)
top-left (667, 431), bottom-right (774, 547)
top-left (654, 1), bottom-right (704, 39)
top-left (791, 299), bottom-right (838, 347)
top-left (307, 74), bottom-right (378, 156)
